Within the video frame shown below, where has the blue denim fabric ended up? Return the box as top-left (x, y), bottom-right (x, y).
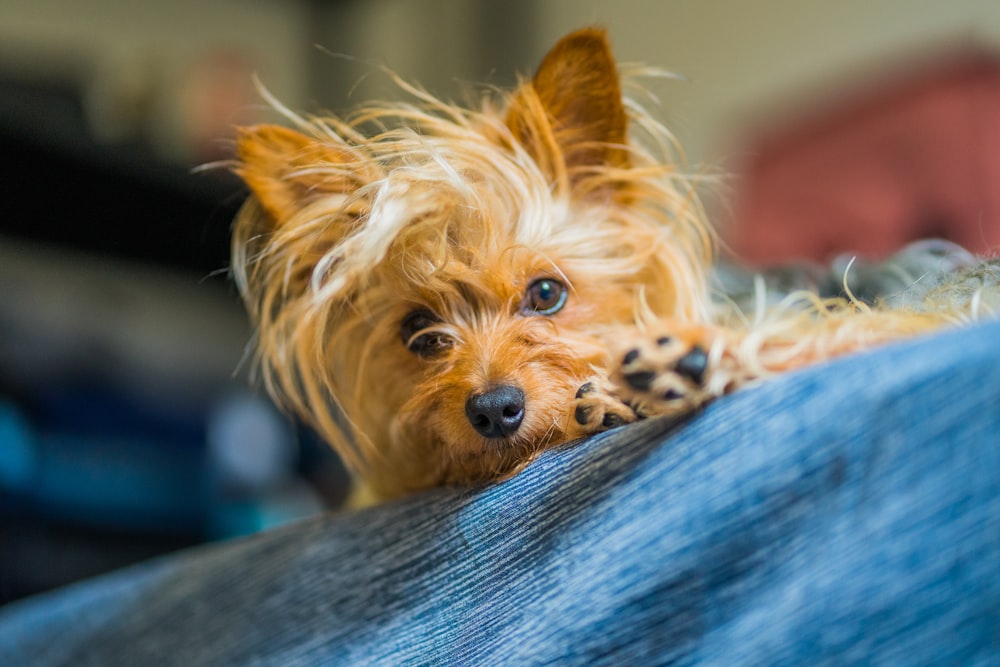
top-left (2, 321), bottom-right (999, 666)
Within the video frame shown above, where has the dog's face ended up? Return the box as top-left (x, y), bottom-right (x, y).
top-left (232, 29), bottom-right (710, 498)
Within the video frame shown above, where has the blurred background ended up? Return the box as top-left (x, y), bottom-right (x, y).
top-left (2, 0), bottom-right (1000, 605)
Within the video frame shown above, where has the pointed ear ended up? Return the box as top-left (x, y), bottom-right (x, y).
top-left (234, 124), bottom-right (361, 225)
top-left (506, 28), bottom-right (629, 180)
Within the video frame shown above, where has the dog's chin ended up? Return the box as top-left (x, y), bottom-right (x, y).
top-left (383, 385), bottom-right (579, 491)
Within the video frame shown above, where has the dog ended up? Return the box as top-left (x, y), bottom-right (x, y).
top-left (230, 28), bottom-right (998, 503)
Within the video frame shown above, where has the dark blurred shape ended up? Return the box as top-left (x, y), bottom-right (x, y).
top-left (730, 50), bottom-right (1000, 264)
top-left (0, 239), bottom-right (348, 605)
top-left (0, 74), bottom-right (243, 276)
top-left (0, 69), bottom-right (350, 601)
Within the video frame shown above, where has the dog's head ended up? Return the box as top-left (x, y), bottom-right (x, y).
top-left (231, 28), bottom-right (711, 499)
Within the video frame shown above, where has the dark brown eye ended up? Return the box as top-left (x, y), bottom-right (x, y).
top-left (522, 278), bottom-right (567, 316)
top-left (400, 310), bottom-right (453, 357)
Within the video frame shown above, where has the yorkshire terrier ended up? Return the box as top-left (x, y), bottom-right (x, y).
top-left (230, 28), bottom-right (998, 503)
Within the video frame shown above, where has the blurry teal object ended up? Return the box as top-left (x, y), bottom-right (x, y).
top-left (0, 393), bottom-right (322, 539)
top-left (0, 400), bottom-right (35, 491)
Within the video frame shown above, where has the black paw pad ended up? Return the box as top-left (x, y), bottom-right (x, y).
top-left (663, 389), bottom-right (683, 401)
top-left (624, 370), bottom-right (656, 391)
top-left (602, 413), bottom-right (626, 428)
top-left (675, 346), bottom-right (708, 385)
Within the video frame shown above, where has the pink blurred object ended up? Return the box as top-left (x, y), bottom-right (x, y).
top-left (730, 53), bottom-right (1000, 265)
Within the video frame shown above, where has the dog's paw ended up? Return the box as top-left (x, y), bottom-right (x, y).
top-left (568, 377), bottom-right (639, 437)
top-left (611, 324), bottom-right (729, 417)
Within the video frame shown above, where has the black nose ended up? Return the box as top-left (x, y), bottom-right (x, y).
top-left (465, 385), bottom-right (525, 438)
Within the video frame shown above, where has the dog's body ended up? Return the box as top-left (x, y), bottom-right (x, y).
top-left (231, 28), bottom-right (998, 502)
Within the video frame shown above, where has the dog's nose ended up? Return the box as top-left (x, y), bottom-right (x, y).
top-left (465, 385), bottom-right (525, 438)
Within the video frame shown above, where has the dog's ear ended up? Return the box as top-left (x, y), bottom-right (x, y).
top-left (506, 27), bottom-right (629, 180)
top-left (235, 124), bottom-right (361, 225)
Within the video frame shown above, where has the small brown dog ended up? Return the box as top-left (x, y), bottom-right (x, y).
top-left (231, 28), bottom-right (997, 503)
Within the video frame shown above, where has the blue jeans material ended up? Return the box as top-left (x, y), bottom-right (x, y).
top-left (2, 321), bottom-right (999, 665)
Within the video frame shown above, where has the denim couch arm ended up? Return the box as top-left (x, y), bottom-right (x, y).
top-left (2, 321), bottom-right (999, 666)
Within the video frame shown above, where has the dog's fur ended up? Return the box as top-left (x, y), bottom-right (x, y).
top-left (230, 28), bottom-right (998, 502)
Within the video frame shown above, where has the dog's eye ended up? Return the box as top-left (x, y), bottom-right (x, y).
top-left (522, 278), bottom-right (567, 316)
top-left (400, 310), bottom-right (453, 357)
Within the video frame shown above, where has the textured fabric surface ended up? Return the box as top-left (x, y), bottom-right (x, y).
top-left (2, 321), bottom-right (999, 666)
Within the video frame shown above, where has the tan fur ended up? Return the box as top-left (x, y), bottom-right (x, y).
top-left (230, 28), bottom-right (995, 503)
